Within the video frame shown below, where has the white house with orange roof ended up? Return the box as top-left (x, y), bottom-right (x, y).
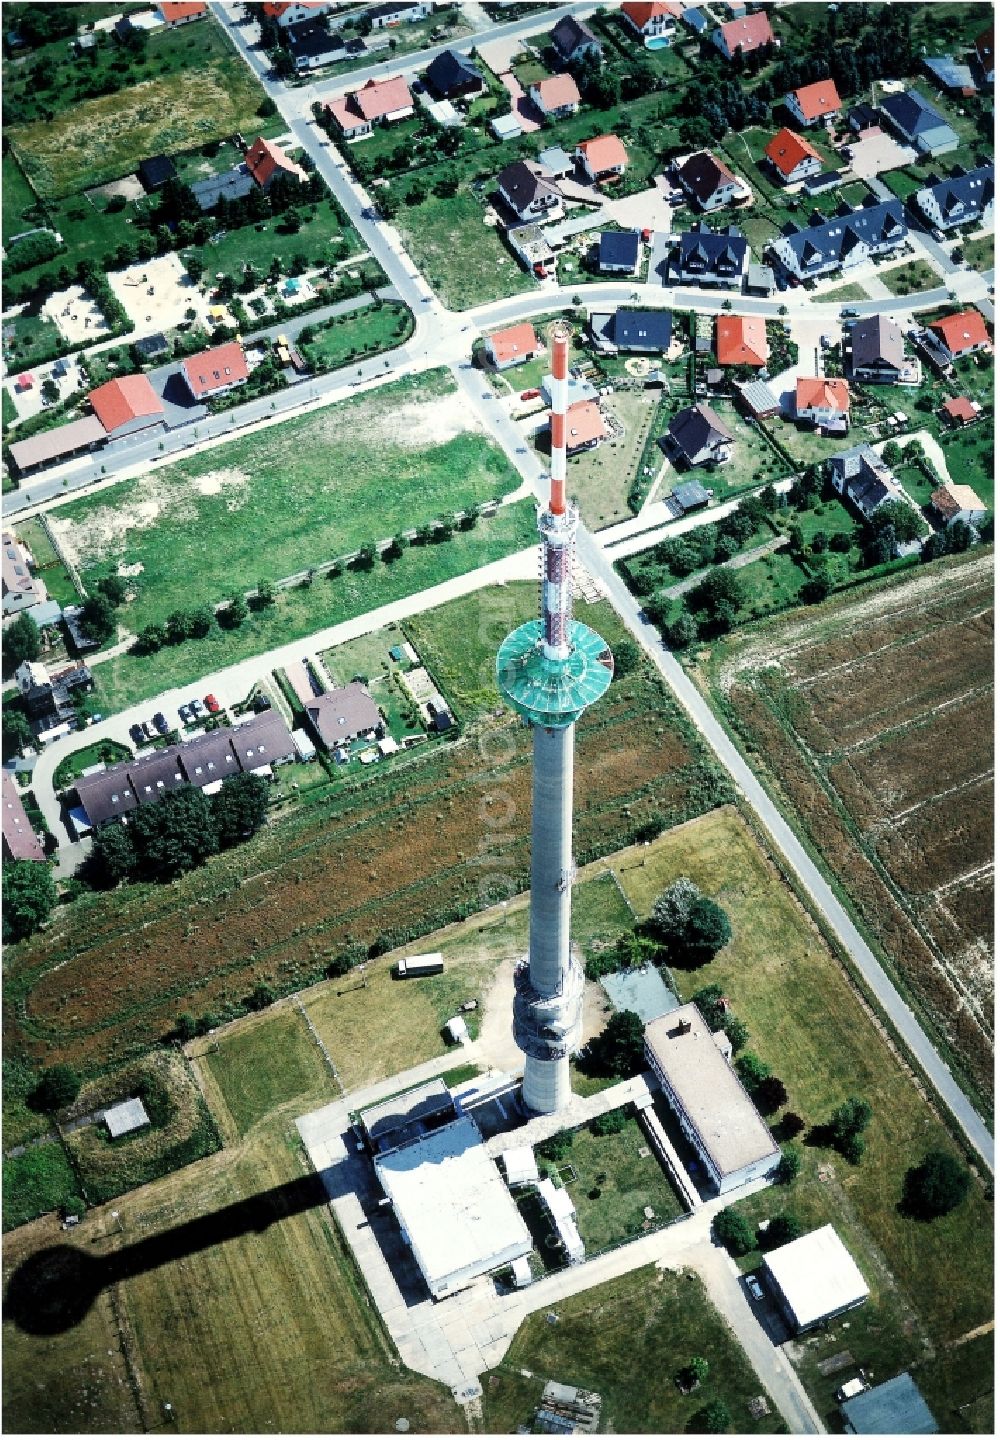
top-left (529, 74), bottom-right (581, 120)
top-left (88, 375), bottom-right (165, 439)
top-left (796, 377), bottom-right (850, 433)
top-left (261, 1), bottom-right (334, 26)
top-left (157, 1), bottom-right (207, 25)
top-left (785, 78), bottom-right (842, 127)
top-left (244, 136), bottom-right (307, 191)
top-left (764, 128), bottom-right (823, 185)
top-left (711, 10), bottom-right (775, 60)
top-left (621, 1), bottom-right (682, 39)
top-left (575, 134), bottom-right (628, 183)
top-left (326, 75), bottom-right (414, 138)
top-left (484, 323), bottom-right (543, 371)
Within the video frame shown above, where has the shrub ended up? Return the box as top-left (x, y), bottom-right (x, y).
top-left (30, 1064), bottom-right (82, 1113)
top-left (776, 1145), bottom-right (801, 1185)
top-left (901, 1150), bottom-right (971, 1219)
top-left (539, 1130), bottom-right (573, 1162)
top-left (712, 1205), bottom-right (755, 1256)
top-left (590, 1108), bottom-right (628, 1137)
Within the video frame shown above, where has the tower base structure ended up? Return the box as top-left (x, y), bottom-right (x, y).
top-left (522, 1054), bottom-right (573, 1116)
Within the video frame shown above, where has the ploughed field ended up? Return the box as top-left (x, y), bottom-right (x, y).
top-left (5, 593), bottom-right (728, 1074)
top-left (708, 550), bottom-right (994, 1108)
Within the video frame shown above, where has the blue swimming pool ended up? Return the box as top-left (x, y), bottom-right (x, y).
top-left (645, 36), bottom-right (671, 49)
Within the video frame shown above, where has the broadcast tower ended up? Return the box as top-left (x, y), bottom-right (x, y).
top-left (497, 321), bottom-right (614, 1114)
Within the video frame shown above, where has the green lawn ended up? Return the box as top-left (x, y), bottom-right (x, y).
top-left (1, 309), bottom-right (67, 370)
top-left (202, 1005), bottom-right (335, 1136)
top-left (881, 257), bottom-right (942, 296)
top-left (2, 387), bottom-right (18, 433)
top-left (613, 809), bottom-right (993, 1422)
top-left (482, 1265), bottom-right (784, 1434)
top-left (53, 370), bottom-right (523, 635)
top-left (188, 200), bottom-right (364, 290)
top-left (53, 739), bottom-right (131, 793)
top-left (1, 151), bottom-right (41, 245)
top-left (961, 233), bottom-right (995, 273)
top-left (7, 22), bottom-right (276, 199)
top-left (709, 403), bottom-right (790, 496)
top-left (556, 1112), bottom-right (686, 1252)
top-left (824, 282), bottom-right (869, 303)
top-left (86, 500), bottom-right (537, 717)
top-left (394, 191), bottom-right (537, 310)
top-left (299, 301), bottom-right (413, 372)
top-left (2, 1142), bottom-right (80, 1232)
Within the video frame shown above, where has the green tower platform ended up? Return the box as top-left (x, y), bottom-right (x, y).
top-left (496, 619), bottom-right (614, 729)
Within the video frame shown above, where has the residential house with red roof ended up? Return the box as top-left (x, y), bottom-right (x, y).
top-left (2, 771), bottom-right (45, 862)
top-left (711, 11), bottom-right (775, 60)
top-left (715, 315), bottom-right (769, 368)
top-left (529, 74), bottom-right (581, 120)
top-left (930, 483), bottom-right (987, 528)
top-left (785, 79), bottom-right (842, 127)
top-left (484, 323), bottom-right (543, 370)
top-left (89, 375), bottom-right (165, 439)
top-left (575, 134), bottom-right (628, 183)
top-left (261, 1), bottom-right (334, 25)
top-left (181, 341), bottom-right (249, 402)
top-left (157, 1), bottom-right (207, 25)
top-left (796, 377), bottom-right (850, 433)
top-left (562, 399), bottom-right (608, 454)
top-left (244, 136), bottom-right (307, 192)
top-left (764, 128), bottom-right (823, 185)
top-left (621, 1), bottom-right (682, 39)
top-left (326, 75), bottom-right (414, 137)
top-left (927, 310), bottom-right (991, 358)
top-left (939, 395), bottom-right (982, 428)
top-left (975, 28), bottom-right (994, 85)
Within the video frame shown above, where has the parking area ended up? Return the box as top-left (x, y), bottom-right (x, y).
top-left (841, 130), bottom-right (917, 180)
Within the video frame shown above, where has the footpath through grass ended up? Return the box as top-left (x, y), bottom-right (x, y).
top-left (482, 1265), bottom-right (784, 1434)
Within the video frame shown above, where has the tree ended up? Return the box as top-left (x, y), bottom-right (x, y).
top-left (683, 896), bottom-right (732, 963)
top-left (776, 1145), bottom-right (802, 1185)
top-left (712, 1206), bottom-right (755, 1256)
top-left (256, 578), bottom-right (276, 607)
top-left (87, 822), bottom-right (137, 887)
top-left (781, 1111), bottom-right (805, 1139)
top-left (135, 623), bottom-right (166, 655)
top-left (187, 604), bottom-right (215, 639)
top-left (676, 1356), bottom-right (710, 1391)
top-left (735, 1051), bottom-right (771, 1090)
top-left (692, 983), bottom-right (728, 1031)
top-left (829, 1096), bottom-right (872, 1149)
top-left (248, 981), bottom-right (276, 1011)
top-left (211, 772), bottom-right (269, 849)
top-left (650, 877), bottom-right (701, 942)
top-left (78, 592), bottom-right (117, 644)
top-left (3, 860), bottom-right (57, 943)
top-left (881, 440), bottom-right (902, 466)
top-left (175, 1012), bottom-right (198, 1042)
top-left (29, 1063), bottom-right (81, 1113)
top-left (41, 377), bottom-right (60, 405)
top-left (688, 567), bottom-right (746, 630)
top-left (131, 786), bottom-right (219, 880)
top-left (587, 1009), bottom-right (646, 1078)
top-left (689, 1399), bottom-right (731, 1433)
top-left (4, 612), bottom-right (41, 676)
top-left (755, 1075), bottom-right (789, 1113)
top-left (665, 612), bottom-right (699, 649)
top-left (762, 1213), bottom-right (802, 1249)
top-left (220, 590), bottom-right (248, 629)
top-left (96, 573), bottom-right (128, 606)
top-left (2, 704), bottom-right (34, 760)
top-left (873, 498), bottom-right (923, 543)
top-left (612, 637), bottom-right (641, 676)
top-left (901, 1150), bottom-right (971, 1219)
top-left (723, 1016), bottom-right (749, 1052)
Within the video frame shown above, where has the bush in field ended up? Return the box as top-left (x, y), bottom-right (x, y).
top-left (30, 1064), bottom-right (82, 1113)
top-left (901, 1151), bottom-right (971, 1219)
top-left (712, 1206), bottom-right (755, 1256)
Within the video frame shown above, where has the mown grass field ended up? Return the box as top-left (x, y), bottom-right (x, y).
top-left (2, 1142), bottom-right (80, 1234)
top-left (51, 370), bottom-right (521, 635)
top-left (393, 191), bottom-right (536, 311)
top-left (612, 805), bottom-right (993, 1428)
top-left (558, 1113), bottom-right (685, 1250)
top-left (85, 500), bottom-right (537, 716)
top-left (202, 1005), bottom-right (336, 1138)
top-left (701, 551), bottom-right (994, 1110)
top-left (3, 1117), bottom-right (463, 1434)
top-left (7, 23), bottom-right (274, 200)
top-left (299, 300), bottom-right (413, 372)
top-left (6, 589), bottom-right (727, 1075)
top-left (482, 1265), bottom-right (784, 1434)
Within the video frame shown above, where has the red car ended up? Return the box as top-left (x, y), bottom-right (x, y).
top-left (520, 388), bottom-right (540, 401)
top-left (204, 694), bottom-right (221, 714)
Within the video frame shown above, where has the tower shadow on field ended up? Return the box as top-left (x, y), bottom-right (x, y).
top-left (5, 1171), bottom-right (331, 1336)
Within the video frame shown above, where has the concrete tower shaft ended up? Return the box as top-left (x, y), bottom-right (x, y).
top-left (496, 321), bottom-right (613, 1116)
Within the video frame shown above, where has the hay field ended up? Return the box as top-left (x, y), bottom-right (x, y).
top-left (706, 550), bottom-right (994, 1109)
top-left (9, 31), bottom-right (271, 200)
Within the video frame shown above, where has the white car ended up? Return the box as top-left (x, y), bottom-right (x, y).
top-left (747, 1276), bottom-right (765, 1302)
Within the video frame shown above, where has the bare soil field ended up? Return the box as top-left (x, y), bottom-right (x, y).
top-left (5, 595), bottom-right (727, 1076)
top-left (704, 550), bottom-right (994, 1110)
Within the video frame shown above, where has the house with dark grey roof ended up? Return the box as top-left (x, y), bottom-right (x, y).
top-left (673, 222), bottom-right (749, 287)
top-left (662, 403), bottom-right (733, 468)
top-left (767, 199), bottom-right (908, 280)
top-left (845, 315), bottom-right (920, 384)
top-left (841, 1373), bottom-right (938, 1435)
top-left (550, 15), bottom-right (601, 64)
top-left (912, 164), bottom-right (994, 232)
top-left (847, 101), bottom-right (881, 133)
top-left (880, 88), bottom-right (959, 157)
top-left (598, 231), bottom-right (641, 274)
top-left (286, 18), bottom-right (344, 70)
top-left (191, 167), bottom-right (255, 212)
top-left (425, 48), bottom-right (483, 99)
top-left (134, 332), bottom-right (170, 362)
top-left (589, 308), bottom-right (672, 353)
top-left (827, 444), bottom-right (906, 519)
top-left (922, 56), bottom-right (976, 95)
top-left (305, 682), bottom-right (382, 752)
top-left (138, 154), bottom-right (177, 193)
top-left (496, 161), bottom-right (563, 226)
top-left (674, 150), bottom-right (750, 211)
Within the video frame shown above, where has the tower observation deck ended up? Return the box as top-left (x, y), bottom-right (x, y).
top-left (496, 321), bottom-right (613, 1114)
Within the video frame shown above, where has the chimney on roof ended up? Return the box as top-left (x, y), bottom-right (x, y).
top-left (673, 1017), bottom-right (692, 1037)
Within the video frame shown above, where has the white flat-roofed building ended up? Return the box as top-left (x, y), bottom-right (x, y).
top-left (375, 1114), bottom-right (532, 1299)
top-left (762, 1224), bottom-right (870, 1333)
top-left (537, 1177), bottom-right (585, 1263)
top-left (644, 1004), bottom-right (779, 1193)
top-left (105, 1097), bottom-right (151, 1138)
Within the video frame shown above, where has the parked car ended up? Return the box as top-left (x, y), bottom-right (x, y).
top-left (178, 704), bottom-right (192, 724)
top-left (129, 723), bottom-right (146, 746)
top-left (747, 1276), bottom-right (765, 1302)
top-left (142, 722), bottom-right (156, 741)
top-left (189, 698), bottom-right (205, 718)
top-left (251, 694), bottom-right (271, 713)
top-left (152, 712), bottom-right (169, 735)
top-left (204, 694), bottom-right (221, 715)
top-left (520, 388), bottom-right (540, 401)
